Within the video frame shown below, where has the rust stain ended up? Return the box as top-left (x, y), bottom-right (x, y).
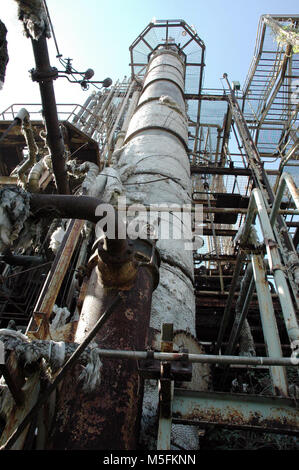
top-left (173, 403), bottom-right (298, 431)
top-left (124, 308), bottom-right (134, 320)
top-left (28, 219), bottom-right (85, 339)
top-left (47, 265), bottom-right (155, 450)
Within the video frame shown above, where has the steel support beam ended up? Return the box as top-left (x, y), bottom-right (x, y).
top-left (242, 188), bottom-right (299, 345)
top-left (224, 264), bottom-right (255, 358)
top-left (224, 76), bottom-right (299, 308)
top-left (191, 166), bottom-right (252, 176)
top-left (215, 252), bottom-right (246, 352)
top-left (26, 219), bottom-right (85, 339)
top-left (172, 389), bottom-right (299, 435)
top-left (251, 254), bottom-right (288, 396)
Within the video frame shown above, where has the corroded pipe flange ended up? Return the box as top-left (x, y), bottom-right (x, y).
top-left (87, 237), bottom-right (160, 289)
top-left (132, 238), bottom-right (161, 290)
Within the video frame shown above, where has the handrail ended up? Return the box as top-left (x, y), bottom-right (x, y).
top-left (0, 103), bottom-right (99, 123)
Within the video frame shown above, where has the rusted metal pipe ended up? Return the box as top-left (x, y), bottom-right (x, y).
top-left (47, 349), bottom-right (299, 367)
top-left (31, 36), bottom-right (69, 194)
top-left (30, 193), bottom-right (100, 223)
top-left (44, 237), bottom-right (159, 450)
top-left (0, 252), bottom-right (45, 267)
top-left (47, 251), bottom-right (159, 450)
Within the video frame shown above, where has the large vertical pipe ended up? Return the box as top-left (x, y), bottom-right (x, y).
top-left (119, 46), bottom-right (195, 334)
top-left (115, 46), bottom-right (196, 449)
top-left (47, 267), bottom-right (155, 449)
top-left (31, 37), bottom-right (69, 194)
top-left (252, 189), bottom-right (299, 344)
top-left (114, 89), bottom-right (141, 150)
top-left (251, 254), bottom-right (288, 397)
top-left (46, 237), bottom-right (160, 450)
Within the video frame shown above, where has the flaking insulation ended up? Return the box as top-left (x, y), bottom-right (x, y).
top-left (111, 47), bottom-right (205, 450)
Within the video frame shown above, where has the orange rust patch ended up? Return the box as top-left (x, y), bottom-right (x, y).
top-left (124, 308), bottom-right (134, 320)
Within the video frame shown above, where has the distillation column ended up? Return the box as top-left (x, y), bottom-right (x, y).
top-left (115, 45), bottom-right (198, 449)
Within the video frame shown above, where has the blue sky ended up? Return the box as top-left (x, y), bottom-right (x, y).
top-left (1, 0), bottom-right (298, 111)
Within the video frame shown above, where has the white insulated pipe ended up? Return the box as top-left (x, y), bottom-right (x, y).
top-left (118, 47), bottom-right (194, 332)
top-left (115, 46), bottom-right (198, 449)
top-left (114, 89), bottom-right (141, 150)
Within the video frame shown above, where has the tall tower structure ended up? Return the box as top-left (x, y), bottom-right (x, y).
top-left (0, 7), bottom-right (298, 451)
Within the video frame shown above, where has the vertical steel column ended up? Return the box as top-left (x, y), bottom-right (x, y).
top-left (253, 189), bottom-right (299, 344)
top-left (240, 188), bottom-right (299, 345)
top-left (224, 263), bottom-right (255, 356)
top-left (251, 254), bottom-right (288, 396)
top-left (215, 252), bottom-right (246, 352)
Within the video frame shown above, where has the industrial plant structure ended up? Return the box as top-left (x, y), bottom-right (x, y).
top-left (0, 1), bottom-right (298, 450)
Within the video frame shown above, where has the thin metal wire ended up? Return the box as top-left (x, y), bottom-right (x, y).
top-left (43, 0), bottom-right (104, 92)
top-left (3, 262), bottom-right (52, 280)
top-left (42, 0), bottom-right (61, 57)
